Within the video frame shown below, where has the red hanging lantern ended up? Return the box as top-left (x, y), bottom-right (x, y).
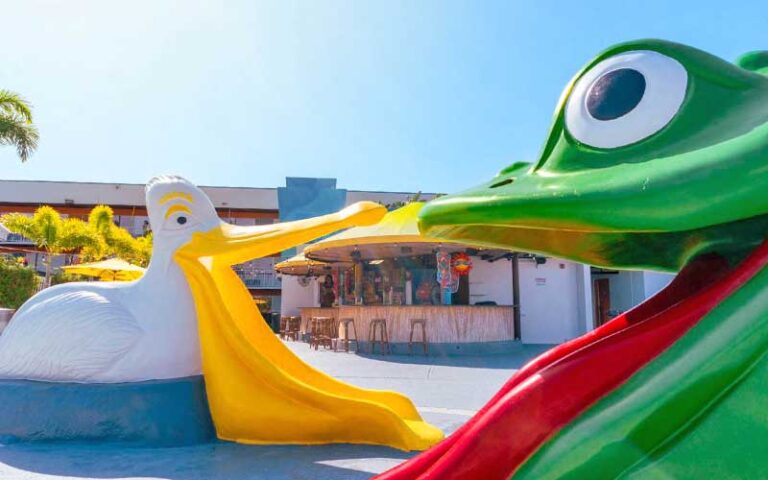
top-left (452, 252), bottom-right (473, 276)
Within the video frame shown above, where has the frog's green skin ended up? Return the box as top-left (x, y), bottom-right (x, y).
top-left (419, 40), bottom-right (768, 272)
top-left (414, 40), bottom-right (768, 479)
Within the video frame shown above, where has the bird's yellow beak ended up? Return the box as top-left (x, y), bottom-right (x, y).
top-left (171, 200), bottom-right (442, 449)
top-left (176, 201), bottom-right (386, 266)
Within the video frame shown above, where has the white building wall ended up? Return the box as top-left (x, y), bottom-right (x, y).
top-left (592, 271), bottom-right (645, 315)
top-left (592, 270), bottom-right (675, 317)
top-left (0, 180), bottom-right (279, 210)
top-left (280, 276), bottom-right (319, 317)
top-left (518, 258), bottom-right (582, 344)
top-left (575, 264), bottom-right (594, 335)
top-left (643, 271), bottom-right (675, 298)
top-left (0, 180), bottom-right (427, 215)
top-left (468, 258), bottom-right (514, 305)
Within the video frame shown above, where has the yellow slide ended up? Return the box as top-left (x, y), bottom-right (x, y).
top-left (175, 202), bottom-right (444, 450)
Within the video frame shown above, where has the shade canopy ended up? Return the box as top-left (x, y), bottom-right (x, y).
top-left (274, 252), bottom-right (351, 277)
top-left (304, 202), bottom-right (479, 263)
top-left (62, 258), bottom-right (146, 281)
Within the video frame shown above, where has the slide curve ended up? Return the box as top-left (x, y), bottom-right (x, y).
top-left (175, 204), bottom-right (443, 451)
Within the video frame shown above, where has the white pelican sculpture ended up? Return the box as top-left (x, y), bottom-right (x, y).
top-left (0, 175), bottom-right (374, 383)
top-left (0, 175), bottom-right (443, 451)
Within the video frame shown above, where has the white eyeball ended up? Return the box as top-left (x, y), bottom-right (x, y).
top-left (565, 50), bottom-right (688, 149)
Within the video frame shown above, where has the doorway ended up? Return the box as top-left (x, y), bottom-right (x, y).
top-left (593, 278), bottom-right (611, 327)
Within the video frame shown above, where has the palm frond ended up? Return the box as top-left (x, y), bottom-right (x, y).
top-left (58, 218), bottom-right (101, 252)
top-left (0, 89), bottom-right (34, 123)
top-left (0, 116), bottom-right (39, 162)
top-left (0, 213), bottom-right (38, 242)
top-left (88, 205), bottom-right (115, 235)
top-left (31, 206), bottom-right (62, 249)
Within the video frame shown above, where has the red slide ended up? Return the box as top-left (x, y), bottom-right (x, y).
top-left (374, 248), bottom-right (764, 480)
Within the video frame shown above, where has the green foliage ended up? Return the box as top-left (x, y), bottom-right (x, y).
top-left (1, 207), bottom-right (101, 286)
top-left (1, 205), bottom-right (153, 289)
top-left (0, 257), bottom-right (38, 309)
top-left (81, 205), bottom-right (152, 267)
top-left (132, 232), bottom-right (153, 267)
top-left (50, 270), bottom-right (87, 286)
top-left (1, 209), bottom-right (100, 255)
top-left (0, 89), bottom-right (39, 162)
top-left (386, 192), bottom-right (423, 211)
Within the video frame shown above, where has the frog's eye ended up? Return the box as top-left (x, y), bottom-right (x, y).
top-left (565, 50), bottom-right (687, 149)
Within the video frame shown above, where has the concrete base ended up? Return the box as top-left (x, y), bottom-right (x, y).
top-left (0, 341), bottom-right (551, 479)
top-left (0, 376), bottom-right (215, 446)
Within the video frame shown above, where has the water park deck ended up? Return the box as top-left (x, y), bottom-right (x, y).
top-left (0, 340), bottom-right (549, 480)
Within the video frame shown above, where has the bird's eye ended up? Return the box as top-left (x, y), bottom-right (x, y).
top-left (565, 50), bottom-right (688, 148)
top-left (164, 211), bottom-right (198, 231)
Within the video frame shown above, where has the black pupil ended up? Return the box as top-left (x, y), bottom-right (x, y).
top-left (586, 68), bottom-right (646, 121)
top-left (177, 216), bottom-right (187, 225)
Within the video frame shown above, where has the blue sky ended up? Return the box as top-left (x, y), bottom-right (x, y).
top-left (1, 0), bottom-right (765, 193)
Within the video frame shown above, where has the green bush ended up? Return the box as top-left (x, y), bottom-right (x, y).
top-left (0, 258), bottom-right (39, 309)
top-left (50, 270), bottom-right (87, 286)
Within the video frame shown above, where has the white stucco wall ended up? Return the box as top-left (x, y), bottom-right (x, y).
top-left (593, 270), bottom-right (645, 314)
top-left (468, 258), bottom-right (514, 305)
top-left (592, 270), bottom-right (676, 317)
top-left (643, 271), bottom-right (675, 298)
top-left (279, 276), bottom-right (319, 317)
top-left (575, 264), bottom-right (594, 335)
top-left (518, 258), bottom-right (582, 344)
top-left (0, 180), bottom-right (428, 213)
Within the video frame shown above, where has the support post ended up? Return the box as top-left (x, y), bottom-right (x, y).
top-left (512, 253), bottom-right (521, 340)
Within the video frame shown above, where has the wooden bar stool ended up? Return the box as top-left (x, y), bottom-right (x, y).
top-left (336, 318), bottom-right (358, 352)
top-left (310, 317), bottom-right (334, 350)
top-left (285, 316), bottom-right (301, 341)
top-left (409, 318), bottom-right (428, 355)
top-left (306, 317), bottom-right (318, 345)
top-left (279, 316), bottom-right (289, 340)
top-left (368, 318), bottom-right (389, 355)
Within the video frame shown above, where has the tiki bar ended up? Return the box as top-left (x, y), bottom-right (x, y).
top-left (275, 203), bottom-right (520, 355)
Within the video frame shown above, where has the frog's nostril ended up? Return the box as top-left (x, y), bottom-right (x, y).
top-left (490, 178), bottom-right (515, 189)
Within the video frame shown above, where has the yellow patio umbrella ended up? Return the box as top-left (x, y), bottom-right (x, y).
top-left (303, 202), bottom-right (479, 262)
top-left (62, 258), bottom-right (146, 281)
top-left (274, 251), bottom-right (351, 277)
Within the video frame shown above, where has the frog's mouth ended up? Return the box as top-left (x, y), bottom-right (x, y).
top-left (418, 193), bottom-right (768, 272)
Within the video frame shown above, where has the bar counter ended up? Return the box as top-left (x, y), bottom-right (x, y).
top-left (300, 305), bottom-right (516, 344)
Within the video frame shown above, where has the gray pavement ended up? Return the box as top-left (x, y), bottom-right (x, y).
top-left (0, 341), bottom-right (550, 480)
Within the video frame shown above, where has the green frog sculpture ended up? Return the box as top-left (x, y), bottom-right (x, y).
top-left (376, 39), bottom-right (768, 479)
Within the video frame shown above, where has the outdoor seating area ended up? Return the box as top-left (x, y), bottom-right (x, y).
top-left (278, 316), bottom-right (301, 342)
top-left (276, 203), bottom-right (522, 356)
top-left (282, 314), bottom-right (428, 356)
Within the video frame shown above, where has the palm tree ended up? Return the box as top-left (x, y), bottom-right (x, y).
top-left (0, 89), bottom-right (39, 162)
top-left (81, 205), bottom-right (153, 267)
top-left (1, 207), bottom-right (100, 286)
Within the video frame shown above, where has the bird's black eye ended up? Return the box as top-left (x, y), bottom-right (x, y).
top-left (586, 68), bottom-right (646, 120)
top-left (176, 216), bottom-right (187, 225)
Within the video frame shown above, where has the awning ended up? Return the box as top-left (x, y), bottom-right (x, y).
top-left (274, 252), bottom-right (351, 276)
top-left (304, 202), bottom-right (477, 262)
top-left (62, 258), bottom-right (146, 281)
